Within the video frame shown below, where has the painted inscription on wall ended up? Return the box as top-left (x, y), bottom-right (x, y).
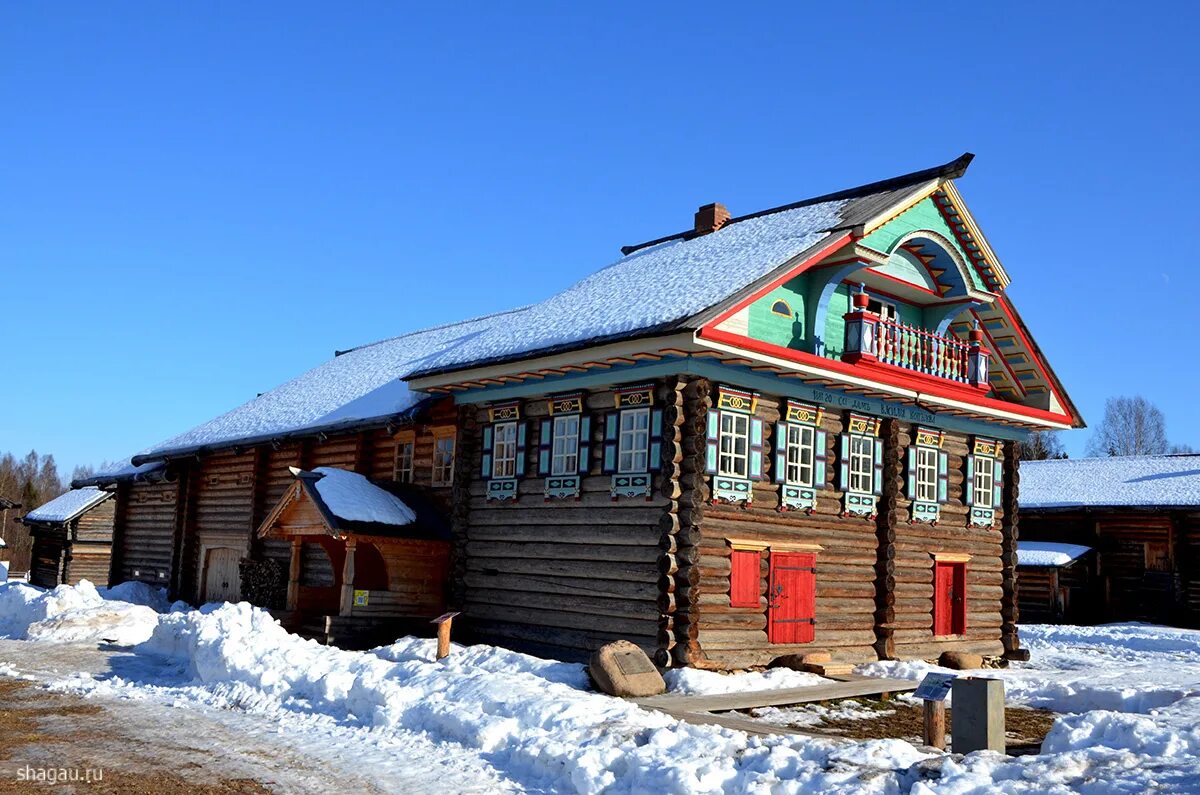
top-left (807, 387), bottom-right (937, 426)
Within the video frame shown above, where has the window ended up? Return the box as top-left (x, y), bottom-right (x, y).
top-left (771, 299), bottom-right (792, 317)
top-left (866, 298), bottom-right (897, 321)
top-left (550, 415), bottom-right (580, 476)
top-left (849, 435), bottom-right (874, 494)
top-left (719, 412), bottom-right (750, 478)
top-left (393, 435), bottom-right (414, 483)
top-left (784, 424), bottom-right (816, 486)
top-left (618, 407), bottom-right (650, 474)
top-left (916, 446), bottom-right (939, 503)
top-left (432, 432), bottom-right (455, 486)
top-left (973, 455), bottom-right (994, 509)
top-left (492, 422), bottom-right (518, 479)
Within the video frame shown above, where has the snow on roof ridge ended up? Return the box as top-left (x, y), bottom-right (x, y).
top-left (335, 304), bottom-right (535, 357)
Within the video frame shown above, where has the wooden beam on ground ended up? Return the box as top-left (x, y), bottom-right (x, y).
top-left (633, 677), bottom-right (917, 713)
top-left (645, 707), bottom-right (824, 738)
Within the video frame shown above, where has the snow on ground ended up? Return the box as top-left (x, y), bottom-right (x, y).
top-left (2, 580), bottom-right (1200, 793)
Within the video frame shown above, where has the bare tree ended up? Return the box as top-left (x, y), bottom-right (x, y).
top-left (1085, 396), bottom-right (1170, 457)
top-left (1018, 430), bottom-right (1068, 460)
top-left (0, 450), bottom-right (67, 572)
top-left (1170, 443), bottom-right (1197, 454)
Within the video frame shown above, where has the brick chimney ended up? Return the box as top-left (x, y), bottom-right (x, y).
top-left (694, 202), bottom-right (731, 235)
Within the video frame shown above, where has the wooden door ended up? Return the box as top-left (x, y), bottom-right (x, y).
top-left (934, 561), bottom-right (966, 636)
top-left (203, 548), bottom-right (242, 604)
top-left (768, 552), bottom-right (815, 644)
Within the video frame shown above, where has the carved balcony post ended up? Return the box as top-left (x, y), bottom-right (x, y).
top-left (842, 284), bottom-right (879, 363)
top-left (967, 320), bottom-right (991, 389)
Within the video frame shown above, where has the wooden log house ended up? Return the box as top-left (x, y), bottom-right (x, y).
top-left (1019, 455), bottom-right (1200, 627)
top-left (21, 486), bottom-right (116, 588)
top-left (1014, 540), bottom-right (1096, 624)
top-left (86, 153), bottom-right (1082, 667)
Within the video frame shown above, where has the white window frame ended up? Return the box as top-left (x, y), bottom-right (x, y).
top-left (432, 431), bottom-right (456, 487)
top-left (718, 412), bottom-right (750, 478)
top-left (784, 423), bottom-right (816, 487)
top-left (974, 455), bottom-right (995, 509)
top-left (866, 298), bottom-right (898, 322)
top-left (617, 407), bottom-right (650, 474)
top-left (492, 421), bottom-right (518, 479)
top-left (393, 434), bottom-right (415, 483)
top-left (550, 414), bottom-right (580, 476)
top-left (849, 434), bottom-right (874, 494)
top-left (916, 446), bottom-right (939, 503)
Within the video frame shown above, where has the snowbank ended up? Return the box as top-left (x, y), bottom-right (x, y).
top-left (0, 580), bottom-right (173, 645)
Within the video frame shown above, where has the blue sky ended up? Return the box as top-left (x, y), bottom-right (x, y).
top-left (2, 2), bottom-right (1196, 475)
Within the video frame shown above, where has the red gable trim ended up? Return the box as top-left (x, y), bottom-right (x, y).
top-left (706, 232), bottom-right (856, 329)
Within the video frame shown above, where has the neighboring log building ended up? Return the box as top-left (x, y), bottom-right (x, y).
top-left (1019, 455), bottom-right (1200, 627)
top-left (82, 153), bottom-right (1082, 667)
top-left (21, 487), bottom-right (116, 588)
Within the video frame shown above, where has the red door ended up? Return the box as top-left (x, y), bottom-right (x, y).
top-left (934, 561), bottom-right (966, 636)
top-left (768, 552), bottom-right (815, 644)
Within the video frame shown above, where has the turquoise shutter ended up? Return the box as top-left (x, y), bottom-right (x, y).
top-left (649, 408), bottom-right (664, 472)
top-left (993, 458), bottom-right (1003, 508)
top-left (965, 455), bottom-right (975, 506)
top-left (937, 450), bottom-right (949, 503)
top-left (906, 446), bottom-right (918, 498)
top-left (481, 425), bottom-right (494, 479)
top-left (537, 419), bottom-right (552, 476)
top-left (838, 434), bottom-right (850, 491)
top-left (813, 429), bottom-right (828, 489)
top-left (774, 422), bottom-right (788, 484)
top-left (603, 413), bottom-right (619, 474)
top-left (872, 437), bottom-right (884, 495)
top-left (749, 418), bottom-right (765, 480)
top-left (578, 415), bottom-right (592, 475)
top-left (705, 410), bottom-right (720, 474)
top-left (516, 423), bottom-right (528, 477)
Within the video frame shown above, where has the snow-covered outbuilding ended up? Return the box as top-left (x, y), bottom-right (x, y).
top-left (21, 486), bottom-right (116, 588)
top-left (1020, 455), bottom-right (1200, 626)
top-left (1015, 541), bottom-right (1096, 624)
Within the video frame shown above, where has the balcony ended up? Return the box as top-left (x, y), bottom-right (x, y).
top-left (842, 291), bottom-right (989, 389)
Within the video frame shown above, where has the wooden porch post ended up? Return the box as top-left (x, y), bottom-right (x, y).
top-left (287, 539), bottom-right (302, 611)
top-left (339, 538), bottom-right (357, 617)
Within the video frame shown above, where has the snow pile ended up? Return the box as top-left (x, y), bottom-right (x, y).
top-left (0, 580), bottom-right (159, 645)
top-left (312, 467), bottom-right (415, 526)
top-left (664, 666), bottom-right (828, 695)
top-left (1016, 541), bottom-right (1091, 567)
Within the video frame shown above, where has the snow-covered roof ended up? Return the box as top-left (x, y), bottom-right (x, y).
top-left (1017, 541), bottom-right (1093, 567)
top-left (23, 487), bottom-right (111, 525)
top-left (132, 155), bottom-right (969, 463)
top-left (1020, 455), bottom-right (1200, 509)
top-left (310, 467), bottom-right (415, 527)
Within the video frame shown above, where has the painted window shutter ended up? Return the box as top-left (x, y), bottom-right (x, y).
top-left (774, 422), bottom-right (788, 483)
top-left (937, 450), bottom-right (949, 503)
top-left (602, 413), bottom-right (619, 474)
top-left (537, 419), bottom-right (552, 477)
top-left (516, 422), bottom-right (528, 477)
top-left (964, 455), bottom-right (975, 506)
top-left (729, 549), bottom-right (761, 608)
top-left (906, 446), bottom-right (918, 498)
top-left (649, 408), bottom-right (664, 472)
top-left (749, 417), bottom-right (765, 480)
top-left (577, 415), bottom-right (592, 475)
top-left (872, 437), bottom-right (884, 495)
top-left (813, 429), bottom-right (828, 488)
top-left (705, 410), bottom-right (720, 475)
top-left (993, 460), bottom-right (1003, 508)
top-left (838, 434), bottom-right (851, 491)
top-left (480, 425), bottom-right (494, 479)
top-left (794, 553), bottom-right (816, 643)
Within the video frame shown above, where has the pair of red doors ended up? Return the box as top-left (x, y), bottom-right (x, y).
top-left (767, 552), bottom-right (815, 644)
top-left (934, 560), bottom-right (967, 636)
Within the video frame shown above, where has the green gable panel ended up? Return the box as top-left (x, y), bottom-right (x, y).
top-left (747, 274), bottom-right (808, 351)
top-left (859, 197), bottom-right (985, 291)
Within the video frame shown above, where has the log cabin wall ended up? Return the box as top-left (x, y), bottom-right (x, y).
top-left (112, 480), bottom-right (178, 586)
top-left (456, 381), bottom-right (677, 663)
top-left (65, 497), bottom-right (116, 587)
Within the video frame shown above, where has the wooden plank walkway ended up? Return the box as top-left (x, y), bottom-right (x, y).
top-left (648, 706), bottom-right (824, 738)
top-left (634, 676), bottom-right (917, 714)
